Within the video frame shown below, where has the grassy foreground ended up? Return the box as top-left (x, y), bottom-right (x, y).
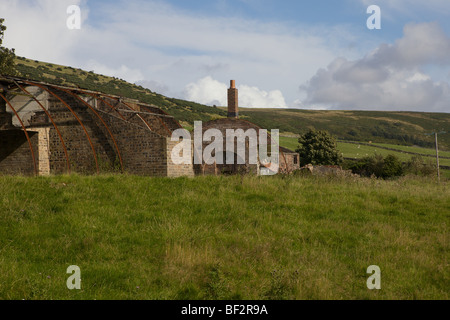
top-left (0, 174), bottom-right (448, 300)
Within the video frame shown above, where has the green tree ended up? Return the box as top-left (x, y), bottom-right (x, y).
top-left (0, 18), bottom-right (17, 76)
top-left (295, 129), bottom-right (343, 167)
top-left (381, 154), bottom-right (404, 178)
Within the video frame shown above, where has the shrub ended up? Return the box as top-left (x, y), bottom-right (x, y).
top-left (404, 155), bottom-right (436, 176)
top-left (349, 154), bottom-right (404, 179)
top-left (382, 154), bottom-right (404, 178)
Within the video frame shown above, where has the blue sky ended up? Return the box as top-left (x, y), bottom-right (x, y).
top-left (1, 0), bottom-right (450, 112)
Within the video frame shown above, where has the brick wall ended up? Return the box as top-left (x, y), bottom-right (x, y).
top-left (0, 129), bottom-right (38, 175)
top-left (227, 80), bottom-right (238, 118)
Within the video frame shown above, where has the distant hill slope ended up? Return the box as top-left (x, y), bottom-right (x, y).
top-left (236, 108), bottom-right (450, 150)
top-left (13, 56), bottom-right (450, 150)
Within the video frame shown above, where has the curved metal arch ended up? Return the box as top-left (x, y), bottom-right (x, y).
top-left (91, 94), bottom-right (154, 132)
top-left (74, 90), bottom-right (170, 136)
top-left (155, 106), bottom-right (184, 130)
top-left (138, 104), bottom-right (172, 136)
top-left (58, 88), bottom-right (124, 173)
top-left (108, 97), bottom-right (157, 133)
top-left (13, 82), bottom-right (71, 174)
top-left (0, 92), bottom-right (38, 175)
top-left (78, 90), bottom-right (127, 121)
top-left (73, 91), bottom-right (157, 135)
top-left (24, 81), bottom-right (100, 174)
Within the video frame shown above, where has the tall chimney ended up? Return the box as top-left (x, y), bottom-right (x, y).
top-left (227, 80), bottom-right (238, 118)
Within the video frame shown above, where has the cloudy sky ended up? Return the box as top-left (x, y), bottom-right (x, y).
top-left (1, 0), bottom-right (449, 112)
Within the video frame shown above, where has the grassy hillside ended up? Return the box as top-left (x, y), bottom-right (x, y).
top-left (11, 56), bottom-right (450, 150)
top-left (13, 56), bottom-right (227, 126)
top-left (238, 108), bottom-right (450, 151)
top-left (0, 174), bottom-right (448, 300)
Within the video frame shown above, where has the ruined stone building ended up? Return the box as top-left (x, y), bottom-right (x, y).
top-left (0, 75), bottom-right (299, 176)
top-left (0, 75), bottom-right (193, 176)
top-left (196, 80), bottom-right (300, 175)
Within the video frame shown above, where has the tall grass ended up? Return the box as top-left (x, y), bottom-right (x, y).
top-left (0, 174), bottom-right (448, 300)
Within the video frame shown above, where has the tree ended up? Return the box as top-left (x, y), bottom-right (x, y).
top-left (0, 18), bottom-right (17, 76)
top-left (295, 129), bottom-right (343, 167)
top-left (381, 154), bottom-right (404, 178)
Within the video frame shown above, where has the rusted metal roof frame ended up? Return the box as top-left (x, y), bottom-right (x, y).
top-left (24, 80), bottom-right (100, 174)
top-left (59, 87), bottom-right (124, 173)
top-left (13, 81), bottom-right (71, 174)
top-left (0, 92), bottom-right (38, 175)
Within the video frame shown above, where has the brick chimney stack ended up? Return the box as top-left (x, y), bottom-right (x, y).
top-left (227, 80), bottom-right (238, 118)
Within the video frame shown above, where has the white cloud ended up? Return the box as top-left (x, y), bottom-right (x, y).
top-left (184, 77), bottom-right (287, 108)
top-left (374, 22), bottom-right (450, 68)
top-left (238, 85), bottom-right (287, 108)
top-left (184, 76), bottom-right (227, 106)
top-left (301, 22), bottom-right (450, 112)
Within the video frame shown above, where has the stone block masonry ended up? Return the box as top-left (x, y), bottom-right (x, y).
top-left (0, 77), bottom-right (194, 177)
top-left (0, 129), bottom-right (38, 175)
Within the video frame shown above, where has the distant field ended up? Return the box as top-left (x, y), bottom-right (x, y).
top-left (373, 143), bottom-right (450, 158)
top-left (0, 174), bottom-right (448, 300)
top-left (337, 142), bottom-right (450, 166)
top-left (280, 136), bottom-right (450, 165)
top-left (279, 136), bottom-right (299, 151)
top-left (279, 136), bottom-right (450, 178)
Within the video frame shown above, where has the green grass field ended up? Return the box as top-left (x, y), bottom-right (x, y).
top-left (336, 143), bottom-right (450, 166)
top-left (0, 174), bottom-right (448, 300)
top-left (373, 143), bottom-right (450, 158)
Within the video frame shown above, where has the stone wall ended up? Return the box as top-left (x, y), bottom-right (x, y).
top-left (166, 138), bottom-right (195, 177)
top-left (0, 129), bottom-right (38, 175)
top-left (0, 99), bottom-right (14, 130)
top-left (279, 151), bottom-right (300, 174)
top-left (35, 127), bottom-right (50, 175)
